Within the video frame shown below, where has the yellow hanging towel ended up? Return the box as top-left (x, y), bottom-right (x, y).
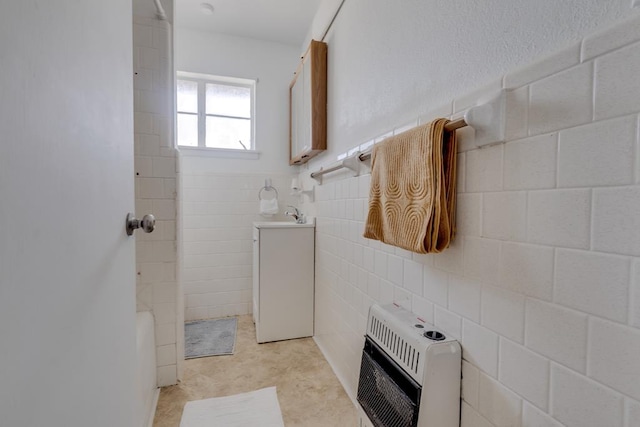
top-left (363, 118), bottom-right (458, 253)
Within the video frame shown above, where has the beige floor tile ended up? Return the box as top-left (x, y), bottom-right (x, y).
top-left (153, 315), bottom-right (357, 427)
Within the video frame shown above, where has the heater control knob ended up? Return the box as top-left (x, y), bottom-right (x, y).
top-left (424, 330), bottom-right (446, 341)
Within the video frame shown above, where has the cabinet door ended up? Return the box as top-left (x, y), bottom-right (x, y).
top-left (301, 57), bottom-right (312, 153)
top-left (289, 40), bottom-right (327, 165)
top-left (290, 69), bottom-right (303, 161)
top-left (252, 227), bottom-right (259, 323)
top-left (258, 228), bottom-right (314, 342)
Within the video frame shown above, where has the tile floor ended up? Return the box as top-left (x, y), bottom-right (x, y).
top-left (153, 315), bottom-right (357, 426)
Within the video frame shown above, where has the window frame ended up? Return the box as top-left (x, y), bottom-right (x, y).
top-left (176, 71), bottom-right (257, 155)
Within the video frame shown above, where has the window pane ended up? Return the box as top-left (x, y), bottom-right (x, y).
top-left (206, 83), bottom-right (251, 118)
top-left (177, 113), bottom-right (198, 146)
top-left (206, 116), bottom-right (251, 149)
top-left (177, 80), bottom-right (198, 113)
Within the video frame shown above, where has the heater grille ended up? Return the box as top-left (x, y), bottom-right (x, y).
top-left (369, 313), bottom-right (421, 377)
top-left (357, 347), bottom-right (419, 427)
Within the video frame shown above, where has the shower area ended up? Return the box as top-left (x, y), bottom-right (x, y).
top-left (132, 0), bottom-right (182, 425)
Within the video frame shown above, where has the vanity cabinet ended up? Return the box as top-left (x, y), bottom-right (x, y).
top-left (252, 222), bottom-right (315, 343)
top-left (289, 40), bottom-right (327, 165)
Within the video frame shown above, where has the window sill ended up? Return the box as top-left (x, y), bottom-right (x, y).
top-left (178, 146), bottom-right (261, 160)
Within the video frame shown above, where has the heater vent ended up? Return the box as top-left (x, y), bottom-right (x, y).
top-left (369, 314), bottom-right (421, 378)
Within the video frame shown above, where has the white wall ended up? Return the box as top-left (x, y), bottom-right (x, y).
top-left (301, 2), bottom-right (640, 427)
top-left (306, 0), bottom-right (638, 159)
top-left (133, 3), bottom-right (180, 386)
top-left (176, 29), bottom-right (302, 319)
top-left (177, 29), bottom-right (300, 174)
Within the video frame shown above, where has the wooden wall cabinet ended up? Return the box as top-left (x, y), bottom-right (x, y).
top-left (289, 40), bottom-right (327, 165)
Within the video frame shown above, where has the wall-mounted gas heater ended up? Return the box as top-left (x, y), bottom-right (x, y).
top-left (357, 304), bottom-right (461, 427)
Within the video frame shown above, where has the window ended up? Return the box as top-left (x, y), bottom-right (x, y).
top-left (176, 72), bottom-right (255, 151)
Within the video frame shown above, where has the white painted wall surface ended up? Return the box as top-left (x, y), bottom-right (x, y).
top-left (176, 29), bottom-right (301, 174)
top-left (305, 0), bottom-right (639, 159)
top-left (301, 2), bottom-right (640, 427)
top-left (0, 1), bottom-right (137, 426)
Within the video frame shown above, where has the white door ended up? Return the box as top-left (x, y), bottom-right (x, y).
top-left (0, 1), bottom-right (137, 426)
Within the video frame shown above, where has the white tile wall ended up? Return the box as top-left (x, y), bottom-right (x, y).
top-left (180, 170), bottom-right (297, 321)
top-left (482, 191), bottom-right (527, 241)
top-left (503, 133), bottom-right (557, 190)
top-left (448, 275), bottom-right (482, 322)
top-left (528, 63), bottom-right (593, 135)
top-left (554, 249), bottom-right (629, 322)
top-left (550, 364), bottom-right (624, 427)
top-left (462, 360), bottom-right (480, 408)
top-left (461, 402), bottom-right (494, 427)
top-left (499, 242), bottom-right (554, 301)
top-left (592, 187), bottom-right (640, 256)
top-left (633, 259), bottom-right (640, 328)
top-left (522, 403), bottom-right (564, 427)
top-left (587, 318), bottom-right (640, 401)
top-left (594, 41), bottom-right (640, 120)
top-left (499, 338), bottom-right (549, 411)
top-left (525, 299), bottom-right (588, 373)
top-left (481, 285), bottom-right (525, 343)
top-left (527, 189), bottom-right (591, 249)
top-left (557, 116), bottom-right (636, 188)
top-left (133, 16), bottom-right (178, 387)
top-left (462, 320), bottom-right (499, 378)
top-left (478, 373), bottom-right (523, 427)
top-left (627, 399), bottom-right (640, 427)
top-left (308, 14), bottom-right (640, 427)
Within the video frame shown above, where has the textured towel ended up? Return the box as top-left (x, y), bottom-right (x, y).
top-left (363, 119), bottom-right (458, 253)
top-left (259, 198), bottom-right (279, 216)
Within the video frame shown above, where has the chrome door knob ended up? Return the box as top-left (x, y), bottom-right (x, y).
top-left (126, 213), bottom-right (156, 236)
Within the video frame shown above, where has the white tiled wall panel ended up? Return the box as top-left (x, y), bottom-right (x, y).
top-left (554, 249), bottom-right (629, 322)
top-left (525, 299), bottom-right (588, 373)
top-left (594, 41), bottom-right (640, 120)
top-left (478, 373), bottom-right (523, 427)
top-left (133, 16), bottom-right (179, 387)
top-left (180, 171), bottom-right (297, 321)
top-left (305, 14), bottom-right (640, 427)
top-left (550, 364), bottom-right (624, 427)
top-left (499, 339), bottom-right (549, 411)
top-left (587, 318), bottom-right (640, 401)
top-left (503, 133), bottom-right (557, 190)
top-left (528, 63), bottom-right (593, 135)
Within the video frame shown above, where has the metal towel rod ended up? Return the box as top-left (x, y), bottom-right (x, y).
top-left (310, 118), bottom-right (468, 182)
top-left (356, 118), bottom-right (467, 163)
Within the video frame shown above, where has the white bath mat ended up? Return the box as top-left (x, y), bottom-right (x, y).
top-left (179, 387), bottom-right (285, 427)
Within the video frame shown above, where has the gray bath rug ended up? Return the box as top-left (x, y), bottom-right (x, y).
top-left (185, 317), bottom-right (237, 359)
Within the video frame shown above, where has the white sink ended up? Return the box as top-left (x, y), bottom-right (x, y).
top-left (253, 218), bottom-right (315, 229)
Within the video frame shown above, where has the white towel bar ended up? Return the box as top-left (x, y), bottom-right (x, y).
top-left (309, 90), bottom-right (507, 184)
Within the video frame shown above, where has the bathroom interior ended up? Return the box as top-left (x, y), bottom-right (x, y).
top-left (3, 0), bottom-right (640, 426)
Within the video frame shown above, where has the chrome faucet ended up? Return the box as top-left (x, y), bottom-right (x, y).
top-left (285, 205), bottom-right (305, 224)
